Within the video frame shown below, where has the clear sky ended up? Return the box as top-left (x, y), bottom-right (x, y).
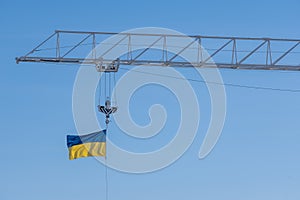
top-left (1, 0), bottom-right (300, 200)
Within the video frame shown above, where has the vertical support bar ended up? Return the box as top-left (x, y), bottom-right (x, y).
top-left (268, 40), bottom-right (272, 65)
top-left (197, 37), bottom-right (203, 66)
top-left (200, 38), bottom-right (203, 64)
top-left (92, 33), bottom-right (96, 60)
top-left (163, 36), bottom-right (167, 64)
top-left (127, 34), bottom-right (132, 61)
top-left (56, 32), bottom-right (60, 58)
top-left (231, 39), bottom-right (238, 67)
top-left (266, 40), bottom-right (271, 66)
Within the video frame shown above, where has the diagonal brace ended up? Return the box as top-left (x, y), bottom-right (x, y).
top-left (273, 42), bottom-right (300, 65)
top-left (202, 39), bottom-right (233, 64)
top-left (167, 38), bottom-right (198, 63)
top-left (238, 40), bottom-right (267, 64)
top-left (61, 34), bottom-right (92, 58)
top-left (129, 36), bottom-right (163, 64)
top-left (99, 35), bottom-right (128, 58)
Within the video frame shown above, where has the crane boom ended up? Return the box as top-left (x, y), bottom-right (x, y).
top-left (16, 30), bottom-right (300, 71)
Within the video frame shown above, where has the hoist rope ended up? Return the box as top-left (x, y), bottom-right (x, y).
top-left (98, 71), bottom-right (102, 105)
top-left (109, 72), bottom-right (111, 99)
top-left (104, 73), bottom-right (107, 98)
top-left (113, 72), bottom-right (117, 106)
top-left (119, 67), bottom-right (300, 93)
top-left (105, 123), bottom-right (109, 200)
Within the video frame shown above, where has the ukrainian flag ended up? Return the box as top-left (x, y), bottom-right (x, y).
top-left (67, 130), bottom-right (106, 160)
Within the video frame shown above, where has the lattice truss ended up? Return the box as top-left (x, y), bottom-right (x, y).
top-left (16, 30), bottom-right (300, 71)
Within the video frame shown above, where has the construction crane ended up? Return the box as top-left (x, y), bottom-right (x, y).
top-left (15, 29), bottom-right (300, 171)
top-left (15, 30), bottom-right (300, 125)
top-left (16, 30), bottom-right (300, 71)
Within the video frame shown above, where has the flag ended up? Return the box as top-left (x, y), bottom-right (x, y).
top-left (67, 130), bottom-right (106, 160)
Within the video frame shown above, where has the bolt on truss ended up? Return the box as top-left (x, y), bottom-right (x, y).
top-left (16, 30), bottom-right (300, 71)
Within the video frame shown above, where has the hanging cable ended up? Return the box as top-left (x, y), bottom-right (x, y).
top-left (105, 124), bottom-right (109, 200)
top-left (104, 72), bottom-right (107, 98)
top-left (98, 71), bottom-right (102, 105)
top-left (119, 67), bottom-right (300, 93)
top-left (105, 157), bottom-right (109, 200)
top-left (113, 72), bottom-right (117, 106)
top-left (109, 72), bottom-right (111, 99)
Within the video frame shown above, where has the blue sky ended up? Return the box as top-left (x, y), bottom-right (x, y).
top-left (1, 0), bottom-right (300, 200)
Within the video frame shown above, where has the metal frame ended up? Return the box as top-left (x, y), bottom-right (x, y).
top-left (16, 30), bottom-right (300, 71)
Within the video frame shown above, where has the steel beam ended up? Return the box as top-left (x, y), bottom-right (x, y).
top-left (16, 30), bottom-right (300, 71)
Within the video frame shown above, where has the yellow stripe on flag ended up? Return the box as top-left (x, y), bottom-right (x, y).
top-left (68, 142), bottom-right (106, 160)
